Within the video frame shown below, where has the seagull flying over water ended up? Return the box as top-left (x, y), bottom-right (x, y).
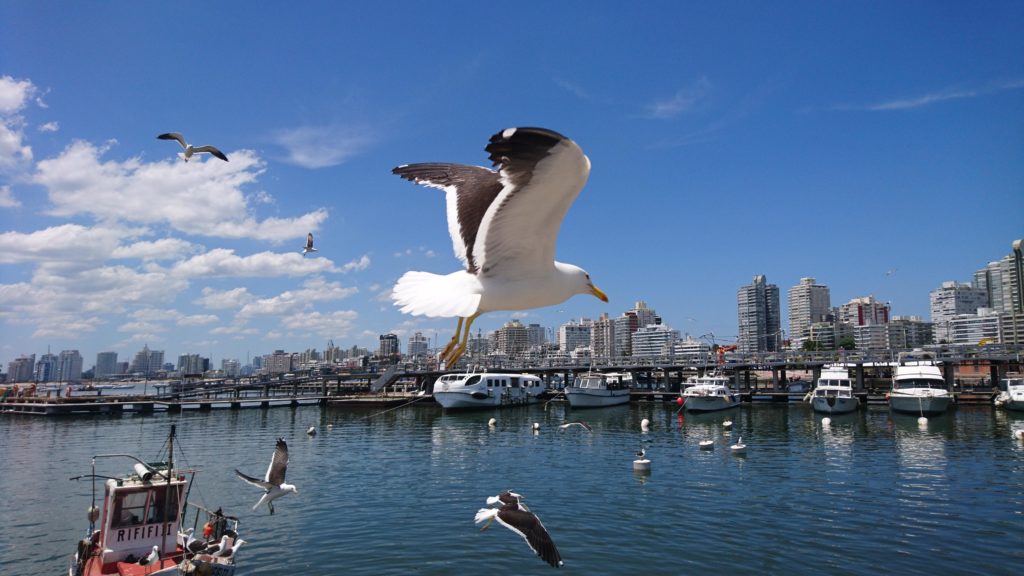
top-left (559, 420), bottom-right (592, 432)
top-left (302, 233), bottom-right (317, 255)
top-left (235, 438), bottom-right (298, 514)
top-left (475, 491), bottom-right (563, 568)
top-left (157, 132), bottom-right (229, 162)
top-left (391, 127), bottom-right (608, 368)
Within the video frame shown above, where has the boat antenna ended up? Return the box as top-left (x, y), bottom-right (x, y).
top-left (162, 424), bottom-right (175, 559)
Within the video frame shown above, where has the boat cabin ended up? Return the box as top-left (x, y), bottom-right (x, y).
top-left (94, 467), bottom-right (186, 572)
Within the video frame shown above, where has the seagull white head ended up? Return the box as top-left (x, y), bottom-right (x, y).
top-left (555, 262), bottom-right (608, 303)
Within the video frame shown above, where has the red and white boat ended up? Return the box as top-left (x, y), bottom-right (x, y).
top-left (70, 425), bottom-right (243, 576)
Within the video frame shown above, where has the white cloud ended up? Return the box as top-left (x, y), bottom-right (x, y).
top-left (238, 277), bottom-right (358, 318)
top-left (645, 77), bottom-right (711, 119)
top-left (171, 248), bottom-right (340, 278)
top-left (38, 121), bottom-right (59, 132)
top-left (339, 254), bottom-right (371, 273)
top-left (118, 321), bottom-right (165, 334)
top-left (0, 76), bottom-right (35, 114)
top-left (34, 140), bottom-right (327, 241)
top-left (839, 78), bottom-right (1024, 112)
top-left (273, 125), bottom-right (374, 169)
top-left (111, 238), bottom-right (196, 261)
top-left (0, 185), bottom-right (20, 208)
top-left (0, 223), bottom-right (148, 264)
top-left (0, 75), bottom-right (38, 171)
top-left (178, 314), bottom-right (219, 326)
top-left (280, 310), bottom-right (358, 337)
top-left (195, 286), bottom-right (255, 310)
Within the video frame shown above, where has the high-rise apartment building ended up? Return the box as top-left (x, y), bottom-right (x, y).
top-left (35, 352), bottom-right (58, 382)
top-left (788, 277), bottom-right (831, 344)
top-left (6, 354), bottom-right (34, 382)
top-left (839, 296), bottom-right (890, 327)
top-left (591, 313), bottom-right (616, 358)
top-left (378, 334), bottom-right (400, 357)
top-left (930, 281), bottom-right (987, 342)
top-left (737, 275), bottom-right (781, 353)
top-left (495, 319), bottom-right (529, 356)
top-left (408, 332), bottom-right (429, 357)
top-left (58, 350), bottom-right (83, 382)
top-left (558, 318), bottom-right (592, 354)
top-left (129, 345), bottom-right (164, 376)
top-left (95, 352), bottom-right (118, 379)
top-left (613, 313), bottom-right (637, 357)
top-left (631, 324), bottom-right (679, 358)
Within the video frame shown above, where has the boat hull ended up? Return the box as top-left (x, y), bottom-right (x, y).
top-left (565, 389), bottom-right (631, 408)
top-left (683, 396), bottom-right (739, 413)
top-left (889, 394), bottom-right (951, 416)
top-left (433, 391), bottom-right (541, 411)
top-left (811, 396), bottom-right (860, 414)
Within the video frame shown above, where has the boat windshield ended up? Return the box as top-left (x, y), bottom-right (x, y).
top-left (894, 379), bottom-right (946, 390)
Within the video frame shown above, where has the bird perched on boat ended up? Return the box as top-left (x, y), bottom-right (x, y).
top-left (235, 438), bottom-right (298, 514)
top-left (302, 232), bottom-right (317, 255)
top-left (475, 491), bottom-right (563, 568)
top-left (391, 127), bottom-right (608, 368)
top-left (138, 545), bottom-right (159, 566)
top-left (558, 420), bottom-right (592, 431)
top-left (157, 132), bottom-right (229, 162)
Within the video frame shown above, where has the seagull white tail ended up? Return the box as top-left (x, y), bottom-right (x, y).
top-left (475, 508), bottom-right (499, 524)
top-left (392, 270), bottom-right (481, 318)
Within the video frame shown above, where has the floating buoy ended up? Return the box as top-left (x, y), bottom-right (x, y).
top-left (488, 418), bottom-right (497, 427)
top-left (917, 416), bottom-right (928, 426)
top-left (730, 437), bottom-right (747, 455)
top-left (326, 423), bottom-right (333, 429)
top-left (676, 397), bottom-right (684, 406)
top-left (640, 418), bottom-right (650, 432)
top-left (821, 417), bottom-right (831, 426)
top-left (532, 422), bottom-right (540, 431)
top-left (699, 440), bottom-right (714, 450)
top-left (307, 425), bottom-right (317, 436)
top-left (723, 420), bottom-right (733, 429)
top-left (1014, 430), bottom-right (1024, 440)
top-left (633, 447), bottom-right (651, 472)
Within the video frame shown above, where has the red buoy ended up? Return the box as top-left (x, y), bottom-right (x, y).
top-left (676, 397), bottom-right (684, 406)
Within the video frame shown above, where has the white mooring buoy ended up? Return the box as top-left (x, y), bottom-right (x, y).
top-left (633, 447), bottom-right (651, 472)
top-left (723, 420), bottom-right (733, 429)
top-left (699, 439), bottom-right (714, 450)
top-left (488, 418), bottom-right (497, 427)
top-left (821, 417), bottom-right (832, 426)
top-left (730, 437), bottom-right (747, 455)
top-left (640, 418), bottom-right (650, 432)
top-left (917, 416), bottom-right (928, 426)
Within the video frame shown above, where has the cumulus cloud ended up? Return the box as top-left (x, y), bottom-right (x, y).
top-left (0, 75), bottom-right (38, 171)
top-left (111, 238), bottom-right (196, 261)
top-left (272, 125), bottom-right (374, 169)
top-left (0, 224), bottom-right (149, 264)
top-left (38, 121), bottom-right (59, 133)
top-left (34, 140), bottom-right (327, 241)
top-left (645, 77), bottom-right (712, 119)
top-left (237, 277), bottom-right (358, 318)
top-left (171, 248), bottom-right (340, 278)
top-left (280, 310), bottom-right (358, 337)
top-left (0, 185), bottom-right (20, 208)
top-left (195, 286), bottom-right (255, 310)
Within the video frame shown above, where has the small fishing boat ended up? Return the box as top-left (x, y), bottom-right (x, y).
top-left (994, 374), bottom-right (1024, 412)
top-left (888, 351), bottom-right (951, 417)
top-left (565, 372), bottom-right (631, 408)
top-left (69, 425), bottom-right (243, 576)
top-left (810, 365), bottom-right (860, 415)
top-left (432, 371), bottom-right (547, 410)
top-left (680, 373), bottom-right (739, 413)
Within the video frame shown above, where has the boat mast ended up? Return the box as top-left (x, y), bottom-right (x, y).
top-left (162, 424), bottom-right (175, 558)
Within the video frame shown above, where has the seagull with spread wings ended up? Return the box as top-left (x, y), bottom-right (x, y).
top-left (391, 127), bottom-right (608, 368)
top-left (475, 491), bottom-right (564, 568)
top-left (157, 132), bottom-right (229, 162)
top-left (235, 438), bottom-right (297, 515)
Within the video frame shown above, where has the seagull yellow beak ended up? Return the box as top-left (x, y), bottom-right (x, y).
top-left (589, 284), bottom-right (609, 303)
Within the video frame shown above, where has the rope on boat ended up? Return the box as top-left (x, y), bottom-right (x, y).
top-left (357, 393), bottom-right (433, 420)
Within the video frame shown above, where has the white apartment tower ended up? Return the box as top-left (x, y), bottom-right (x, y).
top-left (408, 332), bottom-right (429, 357)
top-left (929, 281), bottom-right (987, 342)
top-left (591, 313), bottom-right (616, 359)
top-left (95, 351), bottom-right (118, 379)
top-left (558, 318), bottom-right (592, 354)
top-left (788, 277), bottom-right (831, 344)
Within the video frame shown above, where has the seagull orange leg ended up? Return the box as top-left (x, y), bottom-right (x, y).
top-left (445, 313), bottom-right (479, 367)
top-left (440, 317), bottom-right (463, 362)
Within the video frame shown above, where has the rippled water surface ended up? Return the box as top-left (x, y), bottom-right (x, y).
top-left (2, 403), bottom-right (1022, 575)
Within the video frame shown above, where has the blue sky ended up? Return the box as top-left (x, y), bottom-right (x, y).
top-left (1, 1), bottom-right (1022, 367)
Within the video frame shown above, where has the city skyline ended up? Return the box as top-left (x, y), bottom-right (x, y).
top-left (2, 3), bottom-right (1022, 366)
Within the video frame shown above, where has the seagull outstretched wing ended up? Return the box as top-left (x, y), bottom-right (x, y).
top-left (235, 469), bottom-right (274, 490)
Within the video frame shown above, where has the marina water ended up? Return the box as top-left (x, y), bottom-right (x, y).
top-left (1, 403), bottom-right (1022, 575)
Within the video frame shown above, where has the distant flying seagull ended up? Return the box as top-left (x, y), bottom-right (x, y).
top-left (157, 132), bottom-right (229, 162)
top-left (559, 420), bottom-right (592, 431)
top-left (303, 233), bottom-right (317, 255)
top-left (391, 127), bottom-right (608, 368)
top-left (475, 491), bottom-right (563, 568)
top-left (235, 438), bottom-right (298, 514)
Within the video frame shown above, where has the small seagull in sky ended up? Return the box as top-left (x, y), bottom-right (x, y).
top-left (157, 132), bottom-right (229, 162)
top-left (303, 232), bottom-right (317, 255)
top-left (235, 438), bottom-right (298, 515)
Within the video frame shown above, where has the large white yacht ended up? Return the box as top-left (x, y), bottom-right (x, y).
top-left (432, 372), bottom-right (546, 410)
top-left (889, 351), bottom-right (951, 416)
top-left (565, 372), bottom-right (631, 408)
top-left (810, 365), bottom-right (860, 415)
top-left (680, 373), bottom-right (739, 413)
top-left (995, 374), bottom-right (1024, 412)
